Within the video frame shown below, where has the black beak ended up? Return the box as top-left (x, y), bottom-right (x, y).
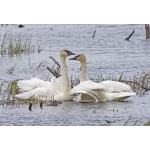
top-left (69, 55), bottom-right (79, 60)
top-left (65, 50), bottom-right (76, 56)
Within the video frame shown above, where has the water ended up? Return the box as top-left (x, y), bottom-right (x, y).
top-left (0, 24), bottom-right (150, 125)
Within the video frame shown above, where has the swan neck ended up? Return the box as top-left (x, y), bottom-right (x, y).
top-left (60, 56), bottom-right (70, 91)
top-left (80, 61), bottom-right (86, 83)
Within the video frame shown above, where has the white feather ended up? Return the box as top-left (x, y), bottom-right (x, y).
top-left (15, 77), bottom-right (65, 101)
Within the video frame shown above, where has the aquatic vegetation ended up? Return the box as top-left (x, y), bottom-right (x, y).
top-left (0, 32), bottom-right (8, 55)
top-left (0, 81), bottom-right (4, 92)
top-left (7, 79), bottom-right (19, 95)
top-left (121, 72), bottom-right (150, 95)
top-left (144, 121), bottom-right (150, 126)
top-left (8, 33), bottom-right (34, 54)
top-left (0, 32), bottom-right (42, 56)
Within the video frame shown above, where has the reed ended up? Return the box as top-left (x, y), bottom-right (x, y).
top-left (7, 79), bottom-right (19, 95)
top-left (0, 32), bottom-right (8, 54)
top-left (144, 121), bottom-right (150, 126)
top-left (0, 81), bottom-right (4, 92)
top-left (0, 32), bottom-right (42, 55)
top-left (8, 33), bottom-right (33, 54)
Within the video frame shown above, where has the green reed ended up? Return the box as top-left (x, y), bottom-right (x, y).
top-left (0, 32), bottom-right (42, 55)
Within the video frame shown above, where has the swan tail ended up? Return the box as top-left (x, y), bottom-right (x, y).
top-left (107, 92), bottom-right (136, 101)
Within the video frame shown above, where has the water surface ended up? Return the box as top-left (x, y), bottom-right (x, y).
top-left (0, 24), bottom-right (149, 125)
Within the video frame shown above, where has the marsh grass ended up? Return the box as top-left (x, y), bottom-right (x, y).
top-left (8, 33), bottom-right (34, 55)
top-left (0, 32), bottom-right (42, 56)
top-left (7, 79), bottom-right (19, 95)
top-left (0, 81), bottom-right (4, 92)
top-left (0, 32), bottom-right (8, 55)
top-left (144, 121), bottom-right (150, 126)
top-left (121, 72), bottom-right (150, 95)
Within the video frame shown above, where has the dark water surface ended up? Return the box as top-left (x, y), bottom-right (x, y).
top-left (0, 24), bottom-right (150, 125)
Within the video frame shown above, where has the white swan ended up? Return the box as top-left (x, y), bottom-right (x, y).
top-left (69, 54), bottom-right (136, 103)
top-left (15, 49), bottom-right (75, 101)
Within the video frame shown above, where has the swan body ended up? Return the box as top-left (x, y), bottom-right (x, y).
top-left (15, 49), bottom-right (75, 101)
top-left (70, 80), bottom-right (136, 103)
top-left (69, 54), bottom-right (136, 103)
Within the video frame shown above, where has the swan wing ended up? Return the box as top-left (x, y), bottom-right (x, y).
top-left (16, 77), bottom-right (69, 101)
top-left (99, 80), bottom-right (133, 93)
top-left (71, 80), bottom-right (105, 93)
top-left (15, 84), bottom-right (57, 100)
top-left (17, 77), bottom-right (50, 92)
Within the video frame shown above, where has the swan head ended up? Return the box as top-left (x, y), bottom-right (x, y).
top-left (60, 49), bottom-right (76, 58)
top-left (69, 54), bottom-right (86, 63)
